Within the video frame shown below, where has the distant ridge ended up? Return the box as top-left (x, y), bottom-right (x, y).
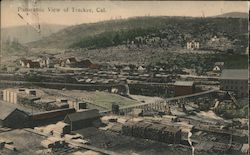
top-left (214, 12), bottom-right (248, 18)
top-left (1, 24), bottom-right (67, 44)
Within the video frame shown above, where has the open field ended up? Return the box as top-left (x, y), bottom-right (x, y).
top-left (44, 89), bottom-right (140, 110)
top-left (0, 129), bottom-right (46, 155)
top-left (62, 90), bottom-right (140, 110)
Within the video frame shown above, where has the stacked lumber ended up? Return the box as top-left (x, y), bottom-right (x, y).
top-left (161, 126), bottom-right (181, 144)
top-left (122, 122), bottom-right (134, 136)
top-left (121, 121), bottom-right (182, 144)
top-left (0, 138), bottom-right (16, 151)
top-left (41, 140), bottom-right (54, 149)
top-left (132, 122), bottom-right (152, 138)
top-left (41, 137), bottom-right (66, 149)
top-left (4, 144), bottom-right (16, 151)
top-left (145, 124), bottom-right (165, 141)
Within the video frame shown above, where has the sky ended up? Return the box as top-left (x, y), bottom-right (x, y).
top-left (1, 0), bottom-right (249, 28)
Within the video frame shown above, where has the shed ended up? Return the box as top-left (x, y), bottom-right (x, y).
top-left (173, 81), bottom-right (194, 96)
top-left (0, 104), bottom-right (29, 128)
top-left (64, 109), bottom-right (100, 131)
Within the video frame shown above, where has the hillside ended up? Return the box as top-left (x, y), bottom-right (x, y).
top-left (1, 40), bottom-right (28, 55)
top-left (1, 24), bottom-right (67, 44)
top-left (28, 16), bottom-right (248, 51)
top-left (214, 12), bottom-right (248, 18)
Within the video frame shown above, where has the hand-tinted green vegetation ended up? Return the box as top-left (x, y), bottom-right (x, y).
top-left (215, 98), bottom-right (248, 119)
top-left (69, 27), bottom-right (160, 49)
top-left (2, 39), bottom-right (28, 55)
top-left (69, 17), bottom-right (248, 51)
top-left (28, 16), bottom-right (248, 51)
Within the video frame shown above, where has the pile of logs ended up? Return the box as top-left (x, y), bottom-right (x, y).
top-left (133, 122), bottom-right (152, 138)
top-left (122, 121), bottom-right (181, 144)
top-left (145, 124), bottom-right (165, 141)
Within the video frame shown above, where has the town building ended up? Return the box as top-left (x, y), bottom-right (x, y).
top-left (19, 59), bottom-right (32, 67)
top-left (214, 62), bottom-right (224, 68)
top-left (76, 59), bottom-right (93, 68)
top-left (212, 66), bottom-right (221, 72)
top-left (31, 108), bottom-right (76, 126)
top-left (27, 61), bottom-right (40, 68)
top-left (68, 101), bottom-right (87, 111)
top-left (138, 66), bottom-right (146, 71)
top-left (64, 109), bottom-right (100, 131)
top-left (187, 40), bottom-right (200, 50)
top-left (173, 81), bottom-right (194, 96)
top-left (66, 57), bottom-right (77, 64)
top-left (38, 57), bottom-right (56, 68)
top-left (219, 69), bottom-right (248, 97)
top-left (213, 62), bottom-right (224, 72)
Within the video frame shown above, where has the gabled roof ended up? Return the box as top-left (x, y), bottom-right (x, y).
top-left (27, 61), bottom-right (40, 68)
top-left (0, 104), bottom-right (17, 120)
top-left (0, 104), bottom-right (27, 120)
top-left (215, 62), bottom-right (224, 66)
top-left (20, 59), bottom-right (32, 64)
top-left (76, 59), bottom-right (93, 68)
top-left (80, 59), bottom-right (92, 65)
top-left (220, 69), bottom-right (248, 80)
top-left (65, 109), bottom-right (99, 122)
top-left (213, 66), bottom-right (221, 71)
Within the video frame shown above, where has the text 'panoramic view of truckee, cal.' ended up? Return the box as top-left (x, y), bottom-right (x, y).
top-left (0, 0), bottom-right (249, 155)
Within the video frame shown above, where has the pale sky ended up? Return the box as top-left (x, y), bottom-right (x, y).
top-left (1, 0), bottom-right (249, 28)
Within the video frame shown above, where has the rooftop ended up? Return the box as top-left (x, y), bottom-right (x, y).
top-left (220, 69), bottom-right (248, 80)
top-left (174, 81), bottom-right (194, 86)
top-left (0, 103), bottom-right (17, 120)
top-left (65, 109), bottom-right (100, 122)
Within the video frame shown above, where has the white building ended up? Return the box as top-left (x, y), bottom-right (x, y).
top-left (187, 40), bottom-right (200, 50)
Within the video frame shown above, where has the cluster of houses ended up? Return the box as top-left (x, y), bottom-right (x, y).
top-left (59, 57), bottom-right (99, 69)
top-left (186, 36), bottom-right (238, 52)
top-left (19, 57), bottom-right (99, 69)
top-left (181, 35), bottom-right (240, 52)
top-left (19, 56), bottom-right (57, 68)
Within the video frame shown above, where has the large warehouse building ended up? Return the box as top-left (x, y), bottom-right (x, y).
top-left (219, 69), bottom-right (248, 98)
top-left (0, 104), bottom-right (29, 128)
